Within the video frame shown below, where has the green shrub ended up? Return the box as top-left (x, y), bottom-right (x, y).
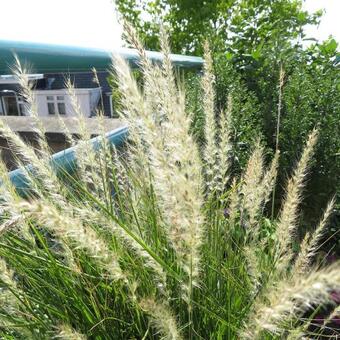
top-left (186, 56), bottom-right (263, 172)
top-left (280, 41), bottom-right (340, 216)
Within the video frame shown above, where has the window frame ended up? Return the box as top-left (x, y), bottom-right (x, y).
top-left (47, 95), bottom-right (67, 115)
top-left (1, 95), bottom-right (20, 116)
top-left (17, 95), bottom-right (28, 116)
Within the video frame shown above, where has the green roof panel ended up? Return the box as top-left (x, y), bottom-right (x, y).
top-left (0, 40), bottom-right (203, 74)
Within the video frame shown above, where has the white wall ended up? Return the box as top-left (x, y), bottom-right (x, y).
top-left (33, 88), bottom-right (100, 117)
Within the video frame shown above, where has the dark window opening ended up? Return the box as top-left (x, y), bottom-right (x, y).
top-left (47, 102), bottom-right (55, 115)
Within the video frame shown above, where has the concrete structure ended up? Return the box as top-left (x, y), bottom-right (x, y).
top-left (0, 116), bottom-right (123, 169)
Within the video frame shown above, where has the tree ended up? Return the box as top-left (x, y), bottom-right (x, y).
top-left (114, 0), bottom-right (320, 55)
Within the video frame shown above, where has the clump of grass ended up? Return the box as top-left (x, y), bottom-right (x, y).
top-left (0, 25), bottom-right (338, 339)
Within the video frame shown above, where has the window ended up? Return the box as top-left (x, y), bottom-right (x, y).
top-left (0, 98), bottom-right (4, 115)
top-left (3, 96), bottom-right (19, 116)
top-left (18, 96), bottom-right (28, 116)
top-left (0, 95), bottom-right (28, 116)
top-left (47, 102), bottom-right (55, 115)
top-left (57, 102), bottom-right (66, 115)
top-left (47, 95), bottom-right (66, 115)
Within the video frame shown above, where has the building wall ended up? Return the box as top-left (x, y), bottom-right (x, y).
top-left (0, 71), bottom-right (115, 117)
top-left (34, 88), bottom-right (100, 117)
top-left (43, 71), bottom-right (114, 116)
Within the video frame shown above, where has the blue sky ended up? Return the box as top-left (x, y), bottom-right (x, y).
top-left (0, 0), bottom-right (338, 50)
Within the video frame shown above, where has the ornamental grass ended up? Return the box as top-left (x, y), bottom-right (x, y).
top-left (0, 25), bottom-right (338, 339)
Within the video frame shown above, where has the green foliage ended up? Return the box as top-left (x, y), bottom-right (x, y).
top-left (115, 0), bottom-right (339, 220)
top-left (115, 0), bottom-right (320, 55)
top-left (214, 55), bottom-right (263, 169)
top-left (186, 58), bottom-right (262, 171)
top-left (279, 40), bottom-right (340, 218)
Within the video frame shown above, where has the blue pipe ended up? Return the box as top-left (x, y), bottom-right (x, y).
top-left (8, 125), bottom-right (129, 196)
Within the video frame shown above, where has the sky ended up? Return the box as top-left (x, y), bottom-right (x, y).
top-left (302, 0), bottom-right (340, 43)
top-left (0, 0), bottom-right (339, 50)
top-left (0, 0), bottom-right (123, 49)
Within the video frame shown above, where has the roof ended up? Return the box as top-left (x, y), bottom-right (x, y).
top-left (0, 40), bottom-right (203, 75)
top-left (0, 74), bottom-right (44, 84)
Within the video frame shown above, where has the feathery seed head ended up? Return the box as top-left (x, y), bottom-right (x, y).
top-left (293, 197), bottom-right (335, 275)
top-left (247, 264), bottom-right (340, 338)
top-left (111, 26), bottom-right (204, 290)
top-left (140, 298), bottom-right (183, 340)
top-left (275, 129), bottom-right (318, 272)
top-left (54, 324), bottom-right (87, 340)
top-left (241, 141), bottom-right (264, 227)
top-left (202, 42), bottom-right (218, 194)
top-left (19, 201), bottom-right (125, 281)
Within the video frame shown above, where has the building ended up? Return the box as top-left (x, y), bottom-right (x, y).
top-left (0, 40), bottom-right (203, 169)
top-left (0, 40), bottom-right (203, 119)
top-left (0, 73), bottom-right (110, 118)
